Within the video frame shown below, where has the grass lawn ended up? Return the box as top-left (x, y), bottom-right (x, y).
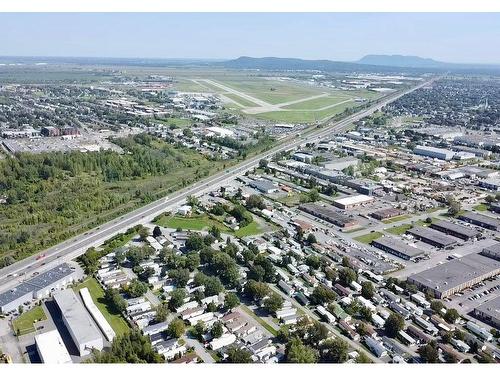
top-left (12, 305), bottom-right (47, 336)
top-left (235, 221), bottom-right (264, 238)
top-left (240, 305), bottom-right (277, 336)
top-left (353, 231), bottom-right (383, 244)
top-left (73, 278), bottom-right (130, 336)
top-left (224, 93), bottom-right (260, 107)
top-left (276, 192), bottom-right (303, 207)
top-left (282, 95), bottom-right (351, 110)
top-left (385, 223), bottom-right (412, 235)
top-left (255, 101), bottom-right (359, 123)
top-left (382, 215), bottom-right (411, 224)
top-left (155, 214), bottom-right (229, 232)
top-left (474, 203), bottom-right (488, 212)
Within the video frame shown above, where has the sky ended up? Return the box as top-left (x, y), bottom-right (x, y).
top-left (0, 13), bottom-right (499, 63)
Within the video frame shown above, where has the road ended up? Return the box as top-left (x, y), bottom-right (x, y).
top-left (0, 77), bottom-right (435, 294)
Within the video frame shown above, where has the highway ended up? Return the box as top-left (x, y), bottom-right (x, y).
top-left (0, 77), bottom-right (434, 294)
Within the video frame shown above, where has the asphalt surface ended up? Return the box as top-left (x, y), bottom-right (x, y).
top-left (0, 77), bottom-right (435, 294)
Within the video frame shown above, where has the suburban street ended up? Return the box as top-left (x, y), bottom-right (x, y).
top-left (0, 77), bottom-right (434, 295)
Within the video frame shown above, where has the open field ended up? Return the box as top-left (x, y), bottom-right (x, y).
top-left (234, 221), bottom-right (265, 238)
top-left (12, 305), bottom-right (47, 336)
top-left (354, 231), bottom-right (383, 244)
top-left (73, 277), bottom-right (130, 336)
top-left (385, 223), bottom-right (412, 235)
top-left (281, 95), bottom-right (352, 110)
top-left (255, 101), bottom-right (361, 123)
top-left (155, 214), bottom-right (229, 232)
top-left (210, 78), bottom-right (324, 105)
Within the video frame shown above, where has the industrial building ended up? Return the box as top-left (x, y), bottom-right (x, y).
top-left (320, 156), bottom-right (359, 171)
top-left (370, 208), bottom-right (403, 221)
top-left (332, 194), bottom-right (374, 210)
top-left (371, 236), bottom-right (425, 260)
top-left (0, 263), bottom-right (75, 313)
top-left (299, 203), bottom-right (359, 229)
top-left (53, 289), bottom-right (104, 356)
top-left (459, 212), bottom-right (500, 231)
top-left (79, 287), bottom-right (115, 342)
top-left (429, 220), bottom-right (480, 241)
top-left (479, 179), bottom-right (500, 191)
top-left (249, 179), bottom-right (279, 194)
top-left (407, 253), bottom-right (500, 299)
top-left (414, 145), bottom-right (455, 161)
top-left (35, 329), bottom-right (72, 364)
top-left (481, 242), bottom-right (500, 261)
top-left (406, 226), bottom-right (458, 249)
top-left (473, 296), bottom-right (500, 329)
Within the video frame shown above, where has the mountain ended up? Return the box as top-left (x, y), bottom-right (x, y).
top-left (217, 56), bottom-right (421, 73)
top-left (357, 54), bottom-right (449, 68)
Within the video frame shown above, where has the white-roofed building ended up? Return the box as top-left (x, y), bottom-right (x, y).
top-left (35, 330), bottom-right (72, 364)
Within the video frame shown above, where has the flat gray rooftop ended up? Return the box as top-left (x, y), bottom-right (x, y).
top-left (408, 253), bottom-right (500, 294)
top-left (430, 220), bottom-right (480, 238)
top-left (474, 295), bottom-right (500, 322)
top-left (53, 288), bottom-right (102, 347)
top-left (459, 212), bottom-right (500, 228)
top-left (300, 203), bottom-right (355, 225)
top-left (372, 236), bottom-right (424, 258)
top-left (481, 242), bottom-right (500, 259)
top-left (0, 263), bottom-right (74, 308)
top-left (407, 226), bottom-right (458, 247)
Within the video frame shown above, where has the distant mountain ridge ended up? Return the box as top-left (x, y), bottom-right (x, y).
top-left (217, 56), bottom-right (419, 73)
top-left (356, 54), bottom-right (449, 68)
top-left (219, 55), bottom-right (500, 74)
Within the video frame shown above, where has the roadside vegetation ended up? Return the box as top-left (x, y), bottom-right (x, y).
top-left (0, 133), bottom-right (228, 267)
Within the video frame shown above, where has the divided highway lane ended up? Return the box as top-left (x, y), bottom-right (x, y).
top-left (0, 77), bottom-right (434, 292)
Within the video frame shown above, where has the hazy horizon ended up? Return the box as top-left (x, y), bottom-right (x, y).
top-left (0, 13), bottom-right (499, 64)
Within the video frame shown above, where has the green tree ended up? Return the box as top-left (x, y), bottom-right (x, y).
top-left (210, 321), bottom-right (224, 339)
top-left (285, 337), bottom-right (318, 363)
top-left (418, 342), bottom-right (439, 363)
top-left (127, 279), bottom-right (148, 298)
top-left (263, 293), bottom-right (284, 313)
top-left (319, 338), bottom-right (349, 363)
top-left (224, 292), bottom-right (240, 310)
top-left (168, 289), bottom-right (187, 310)
top-left (384, 312), bottom-right (405, 338)
top-left (444, 308), bottom-right (460, 323)
top-left (226, 346), bottom-right (253, 363)
top-left (310, 285), bottom-right (336, 305)
top-left (338, 267), bottom-right (357, 287)
top-left (168, 318), bottom-right (186, 338)
top-left (361, 281), bottom-right (374, 299)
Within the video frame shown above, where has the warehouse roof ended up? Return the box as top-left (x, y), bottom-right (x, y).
top-left (430, 220), bottom-right (480, 238)
top-left (300, 203), bottom-right (357, 226)
top-left (372, 236), bottom-right (424, 258)
top-left (406, 226), bottom-right (458, 247)
top-left (474, 296), bottom-right (500, 322)
top-left (408, 253), bottom-right (500, 294)
top-left (35, 330), bottom-right (72, 364)
top-left (333, 195), bottom-right (374, 207)
top-left (0, 263), bottom-right (74, 308)
top-left (53, 289), bottom-right (102, 347)
top-left (249, 179), bottom-right (278, 192)
top-left (459, 212), bottom-right (500, 228)
top-left (481, 242), bottom-right (500, 260)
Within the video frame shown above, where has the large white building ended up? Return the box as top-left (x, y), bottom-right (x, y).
top-left (35, 329), bottom-right (72, 364)
top-left (53, 289), bottom-right (104, 356)
top-left (0, 263), bottom-right (75, 313)
top-left (414, 145), bottom-right (455, 161)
